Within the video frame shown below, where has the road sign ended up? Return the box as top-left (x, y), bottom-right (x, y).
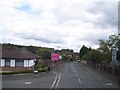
top-left (51, 53), bottom-right (59, 61)
top-left (112, 48), bottom-right (117, 61)
top-left (59, 56), bottom-right (62, 60)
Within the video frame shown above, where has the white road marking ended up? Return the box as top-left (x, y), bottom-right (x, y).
top-left (106, 83), bottom-right (113, 86)
top-left (72, 64), bottom-right (82, 84)
top-left (51, 73), bottom-right (58, 88)
top-left (75, 72), bottom-right (81, 84)
top-left (56, 73), bottom-right (61, 88)
top-left (74, 69), bottom-right (76, 73)
top-left (76, 73), bottom-right (78, 77)
top-left (78, 78), bottom-right (82, 84)
top-left (25, 81), bottom-right (31, 85)
top-left (51, 73), bottom-right (61, 89)
top-left (54, 72), bottom-right (57, 74)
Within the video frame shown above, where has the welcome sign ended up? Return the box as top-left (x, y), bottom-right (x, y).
top-left (51, 53), bottom-right (59, 61)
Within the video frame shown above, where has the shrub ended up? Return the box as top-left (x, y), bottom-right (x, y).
top-left (35, 64), bottom-right (45, 69)
top-left (37, 67), bottom-right (48, 72)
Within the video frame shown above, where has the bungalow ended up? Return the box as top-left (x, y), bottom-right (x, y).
top-left (0, 47), bottom-right (40, 71)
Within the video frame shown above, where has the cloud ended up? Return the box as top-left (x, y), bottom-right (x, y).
top-left (15, 4), bottom-right (31, 12)
top-left (0, 0), bottom-right (118, 52)
top-left (16, 32), bottom-right (65, 44)
top-left (86, 2), bottom-right (118, 29)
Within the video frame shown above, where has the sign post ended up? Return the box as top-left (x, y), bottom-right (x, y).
top-left (51, 53), bottom-right (59, 61)
top-left (111, 46), bottom-right (118, 68)
top-left (59, 55), bottom-right (62, 60)
top-left (112, 48), bottom-right (117, 61)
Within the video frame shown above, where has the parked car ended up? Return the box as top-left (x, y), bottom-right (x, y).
top-left (78, 60), bottom-right (80, 62)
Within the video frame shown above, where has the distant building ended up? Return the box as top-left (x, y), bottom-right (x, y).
top-left (0, 47), bottom-right (40, 71)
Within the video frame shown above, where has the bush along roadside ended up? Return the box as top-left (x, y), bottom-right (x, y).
top-left (37, 67), bottom-right (48, 72)
top-left (34, 64), bottom-right (49, 72)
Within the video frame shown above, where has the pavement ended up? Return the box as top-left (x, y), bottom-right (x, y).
top-left (2, 61), bottom-right (120, 89)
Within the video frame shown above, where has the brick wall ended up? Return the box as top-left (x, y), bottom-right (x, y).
top-left (1, 66), bottom-right (34, 71)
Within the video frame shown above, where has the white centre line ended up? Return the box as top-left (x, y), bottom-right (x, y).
top-left (74, 69), bottom-right (76, 73)
top-left (25, 81), bottom-right (31, 85)
top-left (51, 73), bottom-right (61, 89)
top-left (56, 73), bottom-right (61, 88)
top-left (78, 78), bottom-right (82, 84)
top-left (76, 73), bottom-right (78, 77)
top-left (51, 73), bottom-right (58, 88)
top-left (106, 82), bottom-right (113, 86)
top-left (54, 72), bottom-right (57, 74)
top-left (72, 64), bottom-right (82, 84)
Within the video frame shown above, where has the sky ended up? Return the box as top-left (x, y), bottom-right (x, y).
top-left (0, 0), bottom-right (119, 52)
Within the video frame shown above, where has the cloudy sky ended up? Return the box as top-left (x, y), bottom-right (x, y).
top-left (0, 0), bottom-right (119, 52)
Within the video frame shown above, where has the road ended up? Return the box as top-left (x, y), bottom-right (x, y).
top-left (2, 61), bottom-right (119, 89)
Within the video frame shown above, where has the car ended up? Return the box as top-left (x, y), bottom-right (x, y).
top-left (78, 60), bottom-right (80, 62)
top-left (33, 70), bottom-right (38, 74)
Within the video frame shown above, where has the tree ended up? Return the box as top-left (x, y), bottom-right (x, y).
top-left (117, 38), bottom-right (120, 61)
top-left (98, 34), bottom-right (120, 61)
top-left (37, 48), bottom-right (51, 59)
top-left (108, 35), bottom-right (120, 50)
top-left (82, 49), bottom-right (111, 64)
top-left (79, 45), bottom-right (90, 58)
top-left (99, 35), bottom-right (120, 51)
top-left (80, 35), bottom-right (120, 63)
top-left (98, 39), bottom-right (110, 54)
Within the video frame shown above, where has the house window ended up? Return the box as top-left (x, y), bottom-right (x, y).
top-left (5, 59), bottom-right (10, 67)
top-left (15, 59), bottom-right (24, 67)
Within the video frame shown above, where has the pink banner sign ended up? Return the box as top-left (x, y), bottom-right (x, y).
top-left (51, 53), bottom-right (59, 61)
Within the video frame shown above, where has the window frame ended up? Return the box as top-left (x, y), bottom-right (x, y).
top-left (5, 59), bottom-right (10, 67)
top-left (15, 59), bottom-right (24, 67)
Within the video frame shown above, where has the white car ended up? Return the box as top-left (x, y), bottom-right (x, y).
top-left (78, 60), bottom-right (80, 62)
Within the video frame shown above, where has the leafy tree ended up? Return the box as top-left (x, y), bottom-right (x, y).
top-left (98, 34), bottom-right (120, 61)
top-left (82, 49), bottom-right (111, 64)
top-left (37, 48), bottom-right (51, 59)
top-left (98, 39), bottom-right (109, 54)
top-left (99, 35), bottom-right (120, 51)
top-left (108, 35), bottom-right (120, 49)
top-left (79, 45), bottom-right (90, 58)
top-left (117, 39), bottom-right (120, 61)
top-left (82, 51), bottom-right (91, 61)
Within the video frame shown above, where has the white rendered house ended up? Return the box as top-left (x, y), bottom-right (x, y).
top-left (0, 47), bottom-right (39, 71)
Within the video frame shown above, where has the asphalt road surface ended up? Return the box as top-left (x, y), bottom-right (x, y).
top-left (2, 61), bottom-right (119, 89)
